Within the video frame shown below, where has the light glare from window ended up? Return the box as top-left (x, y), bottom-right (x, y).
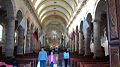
top-left (0, 25), bottom-right (3, 41)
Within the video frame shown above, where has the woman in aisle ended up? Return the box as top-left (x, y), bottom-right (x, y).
top-left (48, 50), bottom-right (56, 67)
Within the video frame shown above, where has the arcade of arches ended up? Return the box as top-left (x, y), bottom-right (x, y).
top-left (0, 0), bottom-right (120, 67)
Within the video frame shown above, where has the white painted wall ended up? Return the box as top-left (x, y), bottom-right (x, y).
top-left (68, 0), bottom-right (97, 34)
top-left (68, 0), bottom-right (109, 56)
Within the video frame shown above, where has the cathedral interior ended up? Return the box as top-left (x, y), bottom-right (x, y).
top-left (0, 0), bottom-right (120, 67)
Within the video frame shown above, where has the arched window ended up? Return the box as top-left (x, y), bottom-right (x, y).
top-left (15, 32), bottom-right (17, 43)
top-left (0, 25), bottom-right (3, 41)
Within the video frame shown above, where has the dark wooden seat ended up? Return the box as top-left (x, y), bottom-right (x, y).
top-left (80, 62), bottom-right (109, 67)
top-left (70, 54), bottom-right (109, 67)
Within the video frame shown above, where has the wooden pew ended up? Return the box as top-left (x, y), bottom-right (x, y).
top-left (16, 58), bottom-right (37, 67)
top-left (70, 55), bottom-right (108, 67)
top-left (17, 60), bottom-right (32, 67)
top-left (18, 64), bottom-right (24, 67)
top-left (79, 62), bottom-right (109, 67)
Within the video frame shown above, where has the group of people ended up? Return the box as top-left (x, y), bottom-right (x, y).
top-left (38, 47), bottom-right (70, 67)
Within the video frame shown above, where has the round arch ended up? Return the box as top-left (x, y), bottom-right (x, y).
top-left (41, 11), bottom-right (68, 23)
top-left (16, 10), bottom-right (23, 23)
top-left (94, 0), bottom-right (106, 21)
top-left (86, 13), bottom-right (92, 23)
top-left (39, 10), bottom-right (69, 21)
top-left (35, 0), bottom-right (73, 12)
top-left (16, 10), bottom-right (24, 55)
top-left (93, 0), bottom-right (108, 57)
top-left (38, 5), bottom-right (71, 17)
top-left (42, 15), bottom-right (67, 27)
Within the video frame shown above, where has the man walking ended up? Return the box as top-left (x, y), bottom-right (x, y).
top-left (38, 47), bottom-right (47, 67)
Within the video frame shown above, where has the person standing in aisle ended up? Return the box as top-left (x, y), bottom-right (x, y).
top-left (48, 50), bottom-right (56, 67)
top-left (58, 49), bottom-right (63, 67)
top-left (38, 47), bottom-right (47, 67)
top-left (63, 49), bottom-right (70, 67)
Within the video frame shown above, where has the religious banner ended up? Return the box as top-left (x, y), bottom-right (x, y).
top-left (33, 28), bottom-right (38, 42)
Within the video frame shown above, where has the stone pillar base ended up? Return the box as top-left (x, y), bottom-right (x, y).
top-left (79, 49), bottom-right (84, 55)
top-left (17, 46), bottom-right (24, 55)
top-left (93, 45), bottom-right (104, 58)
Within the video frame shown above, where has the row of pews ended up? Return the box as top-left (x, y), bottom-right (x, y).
top-left (0, 53), bottom-right (38, 67)
top-left (15, 53), bottom-right (38, 67)
top-left (70, 54), bottom-right (110, 67)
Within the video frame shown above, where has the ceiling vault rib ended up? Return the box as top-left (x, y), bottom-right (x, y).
top-left (30, 0), bottom-right (81, 28)
top-left (41, 14), bottom-right (68, 25)
top-left (73, 0), bottom-right (78, 6)
top-left (36, 0), bottom-right (74, 13)
top-left (33, 0), bottom-right (37, 5)
top-left (40, 10), bottom-right (69, 23)
top-left (38, 5), bottom-right (71, 18)
top-left (42, 15), bottom-right (68, 25)
top-left (43, 17), bottom-right (67, 27)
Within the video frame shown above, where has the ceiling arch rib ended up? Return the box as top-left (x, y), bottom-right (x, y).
top-left (41, 14), bottom-right (68, 24)
top-left (73, 0), bottom-right (78, 6)
top-left (30, 0), bottom-right (80, 26)
top-left (39, 10), bottom-right (69, 22)
top-left (43, 15), bottom-right (67, 27)
top-left (45, 21), bottom-right (66, 28)
top-left (35, 0), bottom-right (74, 14)
top-left (37, 5), bottom-right (71, 17)
top-left (40, 11), bottom-right (68, 23)
top-left (34, 0), bottom-right (43, 9)
top-left (38, 6), bottom-right (70, 20)
top-left (32, 0), bottom-right (37, 5)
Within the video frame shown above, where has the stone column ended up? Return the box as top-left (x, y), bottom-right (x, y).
top-left (17, 26), bottom-right (24, 55)
top-left (64, 36), bottom-right (66, 48)
top-left (70, 37), bottom-right (72, 52)
top-left (25, 29), bottom-right (30, 53)
top-left (30, 30), bottom-right (34, 53)
top-left (79, 31), bottom-right (84, 54)
top-left (84, 27), bottom-right (91, 56)
top-left (93, 20), bottom-right (103, 57)
top-left (75, 26), bottom-right (79, 52)
top-left (5, 18), bottom-right (15, 57)
top-left (72, 31), bottom-right (75, 52)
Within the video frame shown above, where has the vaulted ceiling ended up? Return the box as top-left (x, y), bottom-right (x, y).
top-left (30, 0), bottom-right (81, 35)
top-left (30, 0), bottom-right (80, 25)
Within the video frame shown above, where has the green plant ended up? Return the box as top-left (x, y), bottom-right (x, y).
top-left (44, 45), bottom-right (50, 50)
top-left (74, 51), bottom-right (79, 55)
